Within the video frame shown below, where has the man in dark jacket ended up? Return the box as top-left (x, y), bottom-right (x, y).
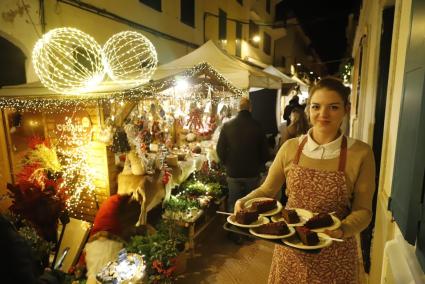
top-left (217, 97), bottom-right (269, 213)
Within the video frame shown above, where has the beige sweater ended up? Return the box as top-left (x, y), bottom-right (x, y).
top-left (239, 137), bottom-right (376, 238)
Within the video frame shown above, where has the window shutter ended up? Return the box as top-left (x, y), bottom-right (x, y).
top-left (389, 0), bottom-right (425, 245)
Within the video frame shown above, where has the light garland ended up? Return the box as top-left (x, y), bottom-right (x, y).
top-left (103, 31), bottom-right (158, 87)
top-left (0, 62), bottom-right (245, 111)
top-left (56, 117), bottom-right (97, 219)
top-left (32, 27), bottom-right (105, 95)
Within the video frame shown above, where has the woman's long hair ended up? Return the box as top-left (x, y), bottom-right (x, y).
top-left (287, 107), bottom-right (309, 138)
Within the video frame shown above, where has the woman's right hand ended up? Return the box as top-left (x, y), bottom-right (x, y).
top-left (234, 200), bottom-right (245, 214)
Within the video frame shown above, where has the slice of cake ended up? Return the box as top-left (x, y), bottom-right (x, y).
top-left (235, 209), bottom-right (259, 224)
top-left (250, 199), bottom-right (277, 213)
top-left (295, 226), bottom-right (319, 246)
top-left (305, 213), bottom-right (334, 229)
top-left (254, 221), bottom-right (290, 235)
top-left (281, 209), bottom-right (300, 224)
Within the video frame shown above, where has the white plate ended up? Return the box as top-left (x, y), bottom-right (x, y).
top-left (227, 215), bottom-right (270, 228)
top-left (249, 225), bottom-right (295, 239)
top-left (271, 208), bottom-right (313, 226)
top-left (244, 197), bottom-right (283, 216)
top-left (309, 215), bottom-right (341, 233)
top-left (282, 232), bottom-right (333, 250)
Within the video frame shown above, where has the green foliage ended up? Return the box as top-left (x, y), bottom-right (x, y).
top-left (125, 220), bottom-right (187, 283)
top-left (163, 195), bottom-right (200, 212)
top-left (4, 212), bottom-right (54, 267)
top-left (18, 224), bottom-right (55, 263)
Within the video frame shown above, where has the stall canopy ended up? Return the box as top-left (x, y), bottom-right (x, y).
top-left (153, 40), bottom-right (282, 90)
top-left (263, 66), bottom-right (296, 84)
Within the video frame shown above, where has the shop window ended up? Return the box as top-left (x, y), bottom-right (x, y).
top-left (139, 0), bottom-right (161, 12)
top-left (281, 56), bottom-right (286, 67)
top-left (181, 0), bottom-right (195, 27)
top-left (249, 20), bottom-right (259, 48)
top-left (219, 9), bottom-right (227, 40)
top-left (263, 32), bottom-right (271, 55)
top-left (266, 0), bottom-right (271, 14)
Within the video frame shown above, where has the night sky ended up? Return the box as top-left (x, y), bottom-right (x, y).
top-left (276, 0), bottom-right (362, 75)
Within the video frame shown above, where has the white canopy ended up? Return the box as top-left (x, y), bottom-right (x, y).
top-left (153, 40), bottom-right (282, 90)
top-left (263, 66), bottom-right (296, 84)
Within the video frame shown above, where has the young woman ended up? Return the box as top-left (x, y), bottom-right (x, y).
top-left (279, 106), bottom-right (310, 147)
top-left (235, 77), bottom-right (376, 283)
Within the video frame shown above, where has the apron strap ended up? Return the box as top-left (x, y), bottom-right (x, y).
top-left (338, 136), bottom-right (348, 172)
top-left (293, 136), bottom-right (308, 165)
top-left (293, 135), bottom-right (348, 172)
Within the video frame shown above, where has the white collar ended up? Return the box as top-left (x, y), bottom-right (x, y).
top-left (305, 129), bottom-right (344, 152)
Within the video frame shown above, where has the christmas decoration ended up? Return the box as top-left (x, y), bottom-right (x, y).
top-left (0, 62), bottom-right (243, 112)
top-left (186, 106), bottom-right (203, 131)
top-left (7, 138), bottom-right (66, 243)
top-left (55, 117), bottom-right (97, 219)
top-left (103, 31), bottom-right (158, 87)
top-left (111, 127), bottom-right (131, 153)
top-left (32, 27), bottom-right (105, 95)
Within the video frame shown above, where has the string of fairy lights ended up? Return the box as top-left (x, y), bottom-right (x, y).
top-left (55, 116), bottom-right (98, 218)
top-left (32, 27), bottom-right (105, 95)
top-left (0, 62), bottom-right (245, 113)
top-left (103, 31), bottom-right (158, 87)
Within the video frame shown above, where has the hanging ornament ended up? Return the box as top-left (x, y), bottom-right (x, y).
top-left (103, 31), bottom-right (158, 87)
top-left (32, 27), bottom-right (105, 94)
top-left (187, 105), bottom-right (203, 131)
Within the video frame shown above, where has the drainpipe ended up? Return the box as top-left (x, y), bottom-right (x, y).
top-left (39, 0), bottom-right (45, 33)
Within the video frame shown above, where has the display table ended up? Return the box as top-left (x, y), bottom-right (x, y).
top-left (117, 153), bottom-right (209, 225)
top-left (163, 195), bottom-right (226, 255)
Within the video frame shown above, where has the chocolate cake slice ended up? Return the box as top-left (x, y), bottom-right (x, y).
top-left (281, 209), bottom-right (300, 224)
top-left (235, 209), bottom-right (259, 224)
top-left (254, 221), bottom-right (290, 235)
top-left (250, 199), bottom-right (277, 213)
top-left (305, 213), bottom-right (334, 229)
top-left (295, 226), bottom-right (319, 246)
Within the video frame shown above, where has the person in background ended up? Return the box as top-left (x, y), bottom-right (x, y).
top-left (283, 94), bottom-right (301, 125)
top-left (0, 214), bottom-right (64, 284)
top-left (217, 97), bottom-right (269, 214)
top-left (85, 193), bottom-right (143, 284)
top-left (279, 106), bottom-right (310, 147)
top-left (235, 77), bottom-right (376, 283)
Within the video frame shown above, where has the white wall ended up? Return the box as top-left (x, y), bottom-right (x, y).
top-left (351, 0), bottom-right (414, 283)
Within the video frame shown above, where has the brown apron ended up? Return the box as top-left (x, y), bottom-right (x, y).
top-left (268, 136), bottom-right (358, 284)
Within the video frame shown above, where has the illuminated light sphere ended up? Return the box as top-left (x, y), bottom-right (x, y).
top-left (32, 27), bottom-right (105, 94)
top-left (103, 31), bottom-right (158, 87)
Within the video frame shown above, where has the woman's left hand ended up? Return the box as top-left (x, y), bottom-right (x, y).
top-left (324, 228), bottom-right (344, 239)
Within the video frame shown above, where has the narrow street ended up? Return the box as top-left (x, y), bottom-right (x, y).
top-left (176, 217), bottom-right (274, 284)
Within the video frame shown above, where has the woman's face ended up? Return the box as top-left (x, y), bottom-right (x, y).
top-left (290, 111), bottom-right (300, 123)
top-left (309, 88), bottom-right (348, 135)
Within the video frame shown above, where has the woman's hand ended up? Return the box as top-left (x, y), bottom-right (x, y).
top-left (324, 228), bottom-right (344, 239)
top-left (234, 200), bottom-right (245, 214)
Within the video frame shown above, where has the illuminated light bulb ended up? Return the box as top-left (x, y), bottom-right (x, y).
top-left (103, 31), bottom-right (158, 87)
top-left (32, 27), bottom-right (105, 94)
top-left (252, 35), bottom-right (261, 43)
top-left (175, 79), bottom-right (189, 91)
